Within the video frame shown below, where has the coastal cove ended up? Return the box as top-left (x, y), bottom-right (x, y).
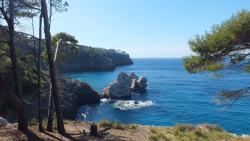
top-left (66, 58), bottom-right (250, 135)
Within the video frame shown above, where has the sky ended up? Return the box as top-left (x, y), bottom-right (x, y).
top-left (42, 0), bottom-right (250, 58)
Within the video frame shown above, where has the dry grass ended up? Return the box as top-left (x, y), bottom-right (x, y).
top-left (149, 124), bottom-right (250, 141)
top-left (98, 120), bottom-right (138, 131)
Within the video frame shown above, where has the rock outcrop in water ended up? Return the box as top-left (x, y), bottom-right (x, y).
top-left (58, 78), bottom-right (101, 119)
top-left (103, 72), bottom-right (148, 99)
top-left (73, 82), bottom-right (101, 106)
top-left (103, 72), bottom-right (132, 99)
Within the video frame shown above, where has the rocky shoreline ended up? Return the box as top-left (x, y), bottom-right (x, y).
top-left (0, 72), bottom-right (146, 124)
top-left (0, 73), bottom-right (147, 122)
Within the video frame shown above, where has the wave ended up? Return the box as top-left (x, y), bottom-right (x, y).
top-left (241, 134), bottom-right (250, 137)
top-left (100, 98), bottom-right (112, 103)
top-left (113, 100), bottom-right (154, 110)
top-left (231, 133), bottom-right (250, 138)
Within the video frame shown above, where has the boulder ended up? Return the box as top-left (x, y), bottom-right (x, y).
top-left (0, 117), bottom-right (8, 127)
top-left (73, 82), bottom-right (101, 106)
top-left (58, 78), bottom-right (100, 119)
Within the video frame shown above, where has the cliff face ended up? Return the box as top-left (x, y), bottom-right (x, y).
top-left (57, 45), bottom-right (133, 72)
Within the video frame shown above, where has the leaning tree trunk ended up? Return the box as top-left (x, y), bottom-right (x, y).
top-left (40, 0), bottom-right (65, 134)
top-left (47, 39), bottom-right (62, 131)
top-left (8, 0), bottom-right (28, 131)
top-left (37, 13), bottom-right (43, 132)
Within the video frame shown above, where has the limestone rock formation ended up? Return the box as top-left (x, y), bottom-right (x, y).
top-left (103, 72), bottom-right (148, 99)
top-left (131, 76), bottom-right (148, 93)
top-left (103, 73), bottom-right (132, 99)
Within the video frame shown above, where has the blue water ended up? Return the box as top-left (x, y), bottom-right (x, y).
top-left (66, 59), bottom-right (250, 134)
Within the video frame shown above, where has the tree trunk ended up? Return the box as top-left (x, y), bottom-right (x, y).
top-left (0, 74), bottom-right (27, 131)
top-left (47, 84), bottom-right (54, 132)
top-left (38, 13), bottom-right (43, 132)
top-left (40, 0), bottom-right (65, 134)
top-left (46, 0), bottom-right (56, 132)
top-left (8, 0), bottom-right (22, 99)
top-left (47, 39), bottom-right (62, 131)
top-left (8, 0), bottom-right (28, 131)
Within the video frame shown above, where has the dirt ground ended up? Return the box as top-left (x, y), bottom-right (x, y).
top-left (0, 121), bottom-right (153, 141)
top-left (1, 120), bottom-right (250, 141)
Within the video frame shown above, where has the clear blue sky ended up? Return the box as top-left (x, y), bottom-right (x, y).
top-left (48, 0), bottom-right (250, 58)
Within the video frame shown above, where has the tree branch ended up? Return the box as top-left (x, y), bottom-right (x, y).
top-left (214, 87), bottom-right (250, 106)
top-left (0, 0), bottom-right (9, 23)
top-left (211, 45), bottom-right (250, 60)
top-left (0, 4), bottom-right (9, 22)
top-left (18, 0), bottom-right (41, 11)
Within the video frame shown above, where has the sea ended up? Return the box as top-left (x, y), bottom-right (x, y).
top-left (65, 58), bottom-right (250, 135)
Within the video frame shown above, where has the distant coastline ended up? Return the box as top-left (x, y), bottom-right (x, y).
top-left (57, 45), bottom-right (133, 72)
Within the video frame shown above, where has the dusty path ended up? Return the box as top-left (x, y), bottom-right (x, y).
top-left (0, 121), bottom-right (151, 141)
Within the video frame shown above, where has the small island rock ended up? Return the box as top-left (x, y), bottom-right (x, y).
top-left (103, 72), bottom-right (132, 99)
top-left (103, 72), bottom-right (148, 99)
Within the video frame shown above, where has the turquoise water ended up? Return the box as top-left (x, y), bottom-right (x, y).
top-left (66, 59), bottom-right (250, 134)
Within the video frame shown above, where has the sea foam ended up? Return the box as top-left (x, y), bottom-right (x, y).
top-left (113, 100), bottom-right (154, 110)
top-left (100, 98), bottom-right (112, 103)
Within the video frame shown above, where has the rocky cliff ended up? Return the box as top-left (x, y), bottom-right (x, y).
top-left (0, 28), bottom-right (133, 73)
top-left (57, 45), bottom-right (133, 72)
